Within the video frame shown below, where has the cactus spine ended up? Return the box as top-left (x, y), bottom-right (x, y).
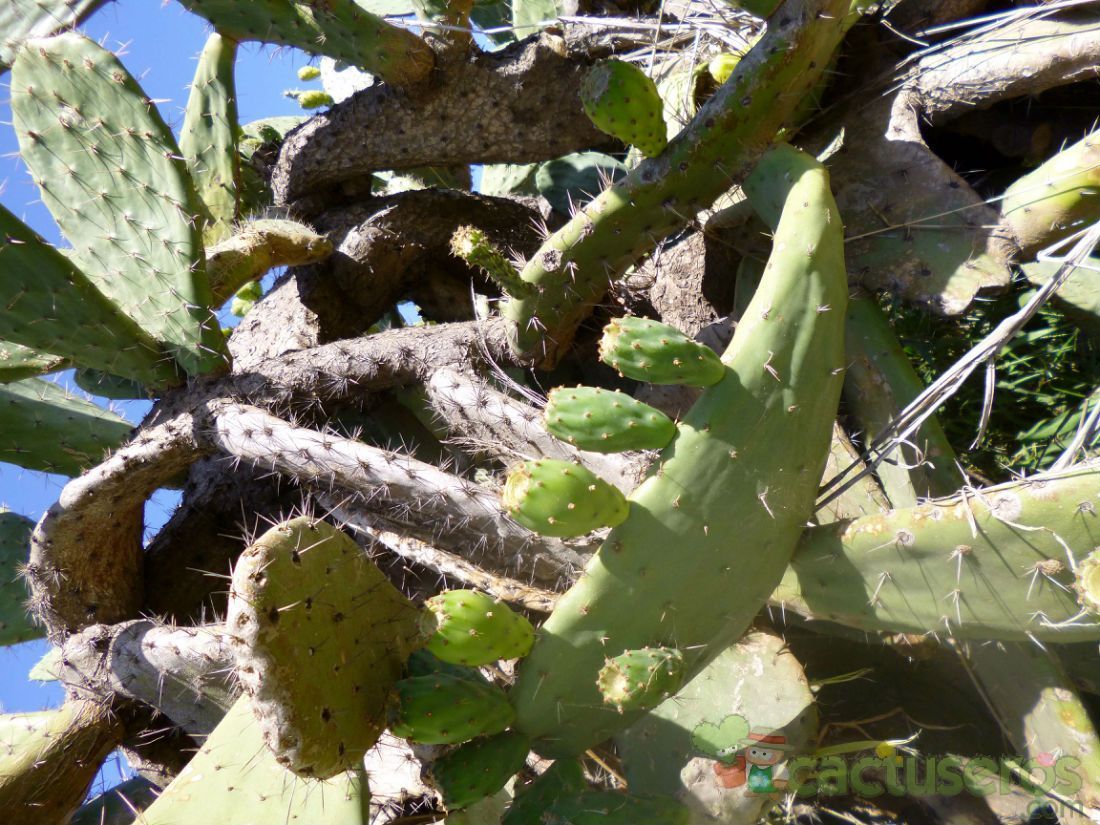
top-left (510, 144), bottom-right (848, 756)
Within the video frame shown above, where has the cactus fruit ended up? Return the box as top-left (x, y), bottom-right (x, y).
top-left (707, 53), bottom-right (743, 85)
top-left (777, 463), bottom-right (1100, 641)
top-left (542, 791), bottom-right (690, 825)
top-left (1077, 550), bottom-right (1100, 614)
top-left (390, 673), bottom-right (515, 744)
top-left (227, 517), bottom-right (422, 778)
top-left (180, 32), bottom-right (241, 245)
top-left (296, 89), bottom-right (335, 109)
top-left (429, 730), bottom-right (531, 810)
top-left (0, 378), bottom-right (132, 475)
top-left (510, 144), bottom-right (848, 757)
top-left (11, 33), bottom-right (228, 378)
top-left (599, 317), bottom-right (725, 387)
top-left (139, 696), bottom-right (371, 824)
top-left (297, 65), bottom-right (321, 81)
top-left (450, 225), bottom-right (533, 298)
top-left (230, 281), bottom-right (264, 318)
top-left (0, 511), bottom-right (41, 646)
top-left (501, 459), bottom-right (629, 537)
top-left (72, 368), bottom-right (147, 400)
top-left (422, 589), bottom-right (536, 666)
top-left (580, 60), bottom-right (668, 158)
top-left (177, 0), bottom-right (434, 88)
top-left (503, 759), bottom-right (588, 825)
top-left (1001, 129), bottom-right (1100, 258)
top-left (0, 205), bottom-right (178, 387)
top-left (544, 387), bottom-right (677, 452)
top-left (597, 646), bottom-right (685, 713)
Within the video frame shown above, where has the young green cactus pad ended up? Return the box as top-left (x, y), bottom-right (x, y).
top-left (422, 589), bottom-right (536, 666)
top-left (0, 341), bottom-right (65, 385)
top-left (501, 459), bottom-right (629, 538)
top-left (503, 759), bottom-right (588, 825)
top-left (1076, 550), bottom-right (1100, 614)
top-left (180, 32), bottom-right (241, 245)
top-left (0, 511), bottom-right (43, 646)
top-left (139, 696), bottom-right (371, 825)
top-left (450, 225), bottom-right (533, 298)
top-left (390, 673), bottom-right (515, 744)
top-left (542, 791), bottom-right (690, 825)
top-left (297, 65), bottom-right (321, 81)
top-left (296, 89), bottom-right (335, 109)
top-left (227, 516), bottom-right (422, 778)
top-left (0, 701), bottom-right (124, 825)
top-left (0, 378), bottom-right (132, 476)
top-left (230, 281), bottom-right (264, 318)
top-left (510, 145), bottom-right (848, 757)
top-left (598, 317), bottom-right (725, 387)
top-left (0, 204), bottom-right (178, 388)
top-left (707, 53), bottom-right (743, 85)
top-left (429, 730), bottom-right (531, 810)
top-left (544, 387), bottom-right (677, 452)
top-left (776, 463), bottom-right (1100, 641)
top-left (11, 33), bottom-right (228, 377)
top-left (1001, 129), bottom-right (1100, 258)
top-left (177, 0), bottom-right (435, 88)
top-left (597, 646), bottom-right (685, 713)
top-left (580, 60), bottom-right (668, 158)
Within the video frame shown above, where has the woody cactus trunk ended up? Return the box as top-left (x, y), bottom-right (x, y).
top-left (4, 1), bottom-right (1100, 823)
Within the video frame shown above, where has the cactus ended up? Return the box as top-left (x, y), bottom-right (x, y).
top-left (0, 378), bottom-right (132, 475)
top-left (206, 219), bottom-right (333, 305)
top-left (1001, 129), bottom-right (1100, 259)
top-left (503, 0), bottom-right (865, 363)
top-left (0, 204), bottom-right (179, 387)
top-left (599, 317), bottom-right (725, 387)
top-left (227, 516), bottom-right (422, 778)
top-left (597, 646), bottom-right (685, 713)
top-left (451, 225), bottom-right (533, 298)
top-left (0, 511), bottom-right (41, 646)
top-left (777, 463), bottom-right (1100, 640)
top-left (180, 32), bottom-right (241, 244)
top-left (11, 33), bottom-right (229, 377)
top-left (229, 281), bottom-right (264, 318)
top-left (297, 65), bottom-right (321, 81)
top-left (707, 53), bottom-right (743, 85)
top-left (72, 368), bottom-right (148, 400)
top-left (0, 701), bottom-right (124, 825)
top-left (510, 144), bottom-right (848, 757)
top-left (295, 89), bottom-right (335, 109)
top-left (429, 730), bottom-right (531, 810)
top-left (579, 60), bottom-right (668, 159)
top-left (0, 0), bottom-right (108, 70)
top-left (542, 791), bottom-right (690, 825)
top-left (139, 696), bottom-right (371, 824)
top-left (70, 777), bottom-right (158, 825)
top-left (501, 458), bottom-right (629, 538)
top-left (1077, 549), bottom-right (1100, 613)
top-left (422, 589), bottom-right (535, 666)
top-left (177, 0), bottom-right (434, 88)
top-left (0, 342), bottom-right (65, 384)
top-left (503, 759), bottom-right (588, 825)
top-left (544, 386), bottom-right (677, 453)
top-left (389, 673), bottom-right (515, 744)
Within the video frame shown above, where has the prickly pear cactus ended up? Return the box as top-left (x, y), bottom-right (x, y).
top-left (422, 589), bottom-right (535, 666)
top-left (139, 696), bottom-right (371, 824)
top-left (544, 387), bottom-right (676, 452)
top-left (597, 646), bottom-right (685, 713)
top-left (503, 759), bottom-right (588, 825)
top-left (227, 517), bottom-right (422, 778)
top-left (501, 458), bottom-right (629, 537)
top-left (0, 511), bottom-right (41, 646)
top-left (429, 730), bottom-right (531, 810)
top-left (390, 673), bottom-right (516, 744)
top-left (543, 791), bottom-right (690, 825)
top-left (580, 60), bottom-right (668, 158)
top-left (599, 317), bottom-right (726, 387)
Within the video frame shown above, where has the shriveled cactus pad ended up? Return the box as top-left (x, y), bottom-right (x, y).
top-left (228, 517), bottom-right (422, 778)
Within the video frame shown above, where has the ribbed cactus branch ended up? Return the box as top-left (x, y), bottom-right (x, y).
top-left (177, 0), bottom-right (434, 88)
top-left (503, 0), bottom-right (866, 364)
top-left (181, 32), bottom-right (241, 244)
top-left (11, 33), bottom-right (228, 377)
top-left (0, 377), bottom-right (132, 475)
top-left (511, 144), bottom-right (848, 756)
top-left (778, 462), bottom-right (1100, 640)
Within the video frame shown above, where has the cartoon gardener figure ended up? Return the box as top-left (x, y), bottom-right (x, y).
top-left (691, 715), bottom-right (794, 795)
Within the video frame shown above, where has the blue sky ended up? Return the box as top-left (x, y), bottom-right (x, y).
top-left (1, 0), bottom-right (312, 792)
